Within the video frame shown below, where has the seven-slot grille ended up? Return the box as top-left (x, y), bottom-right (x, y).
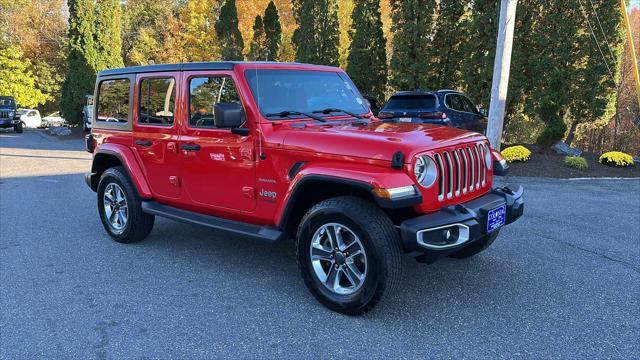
top-left (433, 142), bottom-right (489, 201)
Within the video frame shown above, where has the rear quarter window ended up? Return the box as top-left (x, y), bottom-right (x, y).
top-left (97, 78), bottom-right (130, 123)
top-left (385, 95), bottom-right (436, 109)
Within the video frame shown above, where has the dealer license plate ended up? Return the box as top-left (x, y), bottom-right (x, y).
top-left (487, 205), bottom-right (506, 232)
top-left (399, 117), bottom-right (412, 122)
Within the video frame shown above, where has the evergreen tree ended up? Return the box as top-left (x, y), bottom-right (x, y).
top-left (426, 1), bottom-right (468, 89)
top-left (388, 0), bottom-right (437, 90)
top-left (292, 0), bottom-right (340, 66)
top-left (215, 0), bottom-right (244, 60)
top-left (61, 0), bottom-right (98, 125)
top-left (460, 0), bottom-right (499, 104)
top-left (565, 0), bottom-right (624, 145)
top-left (346, 0), bottom-right (387, 100)
top-left (248, 15), bottom-right (267, 60)
top-left (263, 1), bottom-right (282, 61)
top-left (95, 0), bottom-right (124, 70)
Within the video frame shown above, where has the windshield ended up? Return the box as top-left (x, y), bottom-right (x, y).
top-left (16, 109), bottom-right (28, 115)
top-left (385, 95), bottom-right (437, 110)
top-left (244, 70), bottom-right (368, 119)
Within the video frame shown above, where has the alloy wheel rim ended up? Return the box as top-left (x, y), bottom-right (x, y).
top-left (103, 183), bottom-right (128, 234)
top-left (310, 223), bottom-right (367, 295)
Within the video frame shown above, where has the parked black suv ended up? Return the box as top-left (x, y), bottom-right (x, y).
top-left (0, 96), bottom-right (22, 133)
top-left (378, 90), bottom-right (487, 133)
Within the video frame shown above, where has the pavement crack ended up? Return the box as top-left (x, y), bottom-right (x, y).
top-left (539, 234), bottom-right (640, 274)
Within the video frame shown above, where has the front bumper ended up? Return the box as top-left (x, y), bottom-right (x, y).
top-left (399, 185), bottom-right (524, 263)
top-left (0, 119), bottom-right (20, 128)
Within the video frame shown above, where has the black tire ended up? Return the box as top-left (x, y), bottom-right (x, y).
top-left (448, 230), bottom-right (500, 259)
top-left (14, 122), bottom-right (23, 133)
top-left (97, 166), bottom-right (154, 243)
top-left (296, 196), bottom-right (402, 315)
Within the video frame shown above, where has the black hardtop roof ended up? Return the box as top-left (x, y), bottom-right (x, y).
top-left (97, 61), bottom-right (319, 77)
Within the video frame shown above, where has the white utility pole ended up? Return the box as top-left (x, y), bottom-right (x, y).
top-left (487, 0), bottom-right (518, 150)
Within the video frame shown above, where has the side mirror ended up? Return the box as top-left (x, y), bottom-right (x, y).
top-left (478, 107), bottom-right (488, 116)
top-left (214, 102), bottom-right (244, 128)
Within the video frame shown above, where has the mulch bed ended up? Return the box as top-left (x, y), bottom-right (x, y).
top-left (505, 144), bottom-right (639, 178)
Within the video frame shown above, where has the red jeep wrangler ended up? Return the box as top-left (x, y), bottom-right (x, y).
top-left (85, 62), bottom-right (523, 314)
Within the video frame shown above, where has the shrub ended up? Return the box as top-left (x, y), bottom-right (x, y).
top-left (564, 156), bottom-right (588, 170)
top-left (501, 145), bottom-right (532, 163)
top-left (536, 117), bottom-right (567, 150)
top-left (599, 151), bottom-right (634, 167)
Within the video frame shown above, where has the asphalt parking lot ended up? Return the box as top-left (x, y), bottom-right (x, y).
top-left (1, 129), bottom-right (639, 359)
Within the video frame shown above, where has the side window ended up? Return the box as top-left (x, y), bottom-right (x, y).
top-left (97, 79), bottom-right (130, 123)
top-left (446, 94), bottom-right (461, 111)
top-left (138, 77), bottom-right (175, 126)
top-left (189, 76), bottom-right (241, 128)
top-left (461, 96), bottom-right (478, 114)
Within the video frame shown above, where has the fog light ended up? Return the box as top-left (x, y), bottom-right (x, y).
top-left (442, 226), bottom-right (460, 243)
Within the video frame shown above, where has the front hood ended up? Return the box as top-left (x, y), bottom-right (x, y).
top-left (279, 120), bottom-right (486, 162)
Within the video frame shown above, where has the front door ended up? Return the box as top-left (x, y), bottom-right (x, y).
top-left (178, 72), bottom-right (256, 212)
top-left (133, 72), bottom-right (182, 200)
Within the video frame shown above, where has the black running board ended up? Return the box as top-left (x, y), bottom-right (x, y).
top-left (141, 201), bottom-right (284, 242)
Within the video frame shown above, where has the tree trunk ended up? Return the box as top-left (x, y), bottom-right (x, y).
top-left (565, 120), bottom-right (579, 146)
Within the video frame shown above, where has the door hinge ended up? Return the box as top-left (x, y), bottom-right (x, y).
top-left (169, 176), bottom-right (180, 187)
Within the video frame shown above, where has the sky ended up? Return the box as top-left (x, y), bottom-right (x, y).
top-left (630, 0), bottom-right (640, 10)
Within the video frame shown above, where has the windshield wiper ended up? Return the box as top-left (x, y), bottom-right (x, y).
top-left (312, 108), bottom-right (365, 119)
top-left (265, 110), bottom-right (326, 122)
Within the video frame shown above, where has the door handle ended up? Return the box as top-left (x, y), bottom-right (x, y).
top-left (181, 144), bottom-right (201, 151)
top-left (135, 139), bottom-right (152, 147)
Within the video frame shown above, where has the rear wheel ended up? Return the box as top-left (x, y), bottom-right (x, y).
top-left (448, 230), bottom-right (500, 259)
top-left (97, 166), bottom-right (154, 243)
top-left (296, 196), bottom-right (402, 315)
top-left (14, 122), bottom-right (23, 133)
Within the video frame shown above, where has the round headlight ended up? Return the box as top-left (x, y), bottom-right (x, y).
top-left (414, 155), bottom-right (437, 188)
top-left (483, 144), bottom-right (492, 169)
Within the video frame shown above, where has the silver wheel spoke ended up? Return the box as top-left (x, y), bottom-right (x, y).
top-left (311, 246), bottom-right (333, 261)
top-left (117, 211), bottom-right (126, 226)
top-left (326, 226), bottom-right (339, 251)
top-left (344, 263), bottom-right (364, 287)
top-left (326, 266), bottom-right (340, 291)
top-left (343, 241), bottom-right (361, 255)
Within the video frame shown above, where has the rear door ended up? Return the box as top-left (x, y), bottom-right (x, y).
top-left (444, 93), bottom-right (471, 127)
top-left (459, 95), bottom-right (484, 132)
top-left (178, 71), bottom-right (256, 212)
top-left (132, 72), bottom-right (182, 200)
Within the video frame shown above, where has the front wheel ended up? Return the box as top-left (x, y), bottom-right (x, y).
top-left (97, 166), bottom-right (154, 243)
top-left (296, 196), bottom-right (402, 315)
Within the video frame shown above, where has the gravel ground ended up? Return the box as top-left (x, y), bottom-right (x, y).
top-left (1, 130), bottom-right (639, 359)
